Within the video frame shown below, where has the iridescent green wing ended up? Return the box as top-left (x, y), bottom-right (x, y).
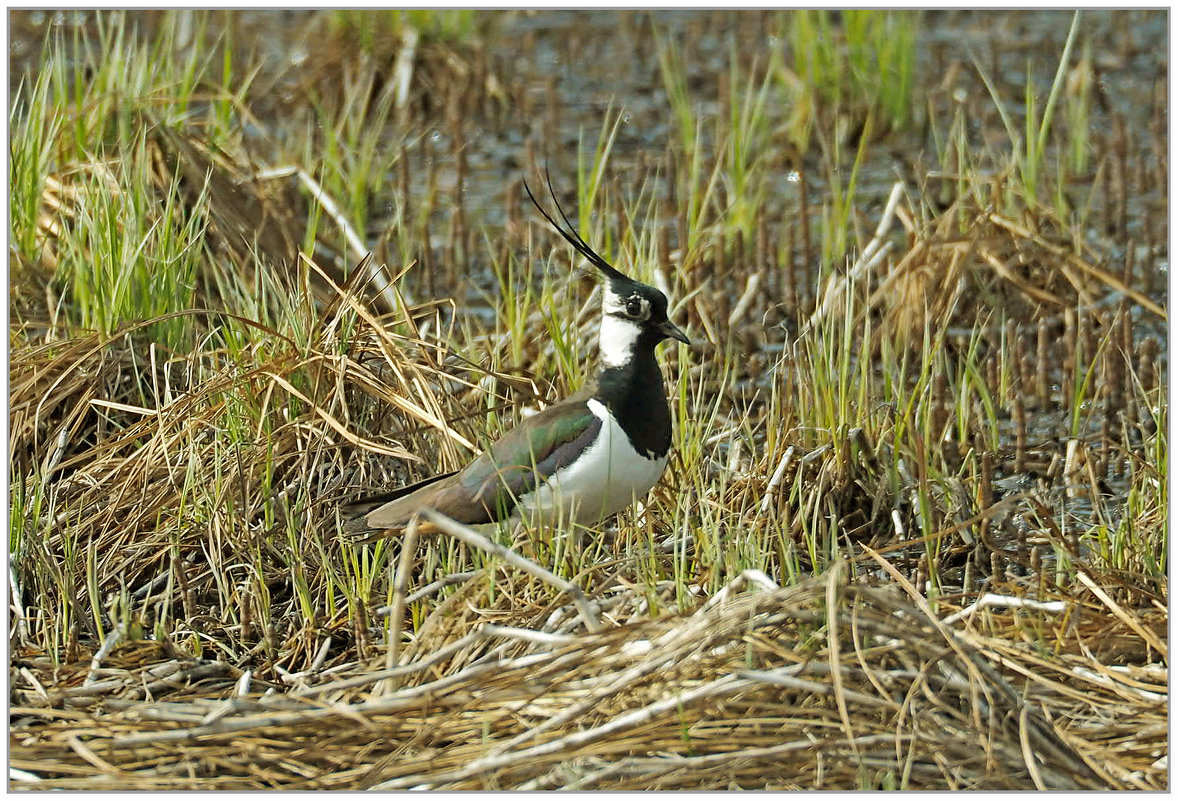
top-left (434, 389), bottom-right (602, 521)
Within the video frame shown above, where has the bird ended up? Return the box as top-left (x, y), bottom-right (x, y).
top-left (345, 177), bottom-right (689, 539)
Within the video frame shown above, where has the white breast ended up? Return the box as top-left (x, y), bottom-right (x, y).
top-left (517, 398), bottom-right (668, 526)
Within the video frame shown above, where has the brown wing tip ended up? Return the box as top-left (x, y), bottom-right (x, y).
top-left (340, 515), bottom-right (443, 545)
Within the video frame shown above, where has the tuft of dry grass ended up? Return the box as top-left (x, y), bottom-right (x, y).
top-left (10, 565), bottom-right (1165, 790)
top-left (8, 252), bottom-right (527, 668)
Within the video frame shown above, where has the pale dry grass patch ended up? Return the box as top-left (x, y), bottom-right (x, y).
top-left (10, 565), bottom-right (1165, 790)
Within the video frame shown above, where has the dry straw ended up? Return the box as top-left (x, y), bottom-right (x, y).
top-left (11, 560), bottom-right (1166, 790)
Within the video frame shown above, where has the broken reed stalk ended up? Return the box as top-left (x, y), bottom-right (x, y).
top-left (374, 518), bottom-right (421, 697)
top-left (797, 181), bottom-right (904, 342)
top-left (418, 509), bottom-right (602, 633)
top-left (253, 165), bottom-right (403, 313)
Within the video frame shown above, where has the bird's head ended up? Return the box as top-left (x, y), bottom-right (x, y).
top-left (523, 175), bottom-right (689, 368)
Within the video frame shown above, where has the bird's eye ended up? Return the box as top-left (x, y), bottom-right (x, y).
top-left (625, 298), bottom-right (644, 318)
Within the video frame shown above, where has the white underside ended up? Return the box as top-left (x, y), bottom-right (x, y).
top-left (516, 398), bottom-right (667, 526)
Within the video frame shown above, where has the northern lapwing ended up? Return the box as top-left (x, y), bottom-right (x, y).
top-left (346, 178), bottom-right (689, 538)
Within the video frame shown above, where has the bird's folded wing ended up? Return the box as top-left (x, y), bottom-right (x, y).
top-left (362, 389), bottom-right (601, 531)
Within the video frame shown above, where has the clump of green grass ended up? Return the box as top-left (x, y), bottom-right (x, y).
top-left (9, 68), bottom-right (59, 273)
top-left (329, 9), bottom-right (481, 51)
top-left (780, 10), bottom-right (918, 150)
top-left (9, 12), bottom-right (238, 341)
top-left (974, 10), bottom-right (1082, 211)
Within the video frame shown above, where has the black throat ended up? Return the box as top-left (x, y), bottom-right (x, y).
top-left (593, 337), bottom-right (672, 459)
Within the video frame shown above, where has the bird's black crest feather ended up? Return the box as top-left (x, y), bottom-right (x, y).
top-left (523, 167), bottom-right (629, 284)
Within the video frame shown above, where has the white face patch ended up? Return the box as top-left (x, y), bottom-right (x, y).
top-left (599, 285), bottom-right (643, 368)
top-left (599, 314), bottom-right (642, 368)
top-left (601, 285), bottom-right (629, 315)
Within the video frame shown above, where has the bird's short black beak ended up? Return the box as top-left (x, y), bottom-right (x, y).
top-left (658, 319), bottom-right (691, 345)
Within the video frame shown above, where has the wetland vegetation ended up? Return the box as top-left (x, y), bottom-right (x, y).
top-left (8, 9), bottom-right (1167, 790)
